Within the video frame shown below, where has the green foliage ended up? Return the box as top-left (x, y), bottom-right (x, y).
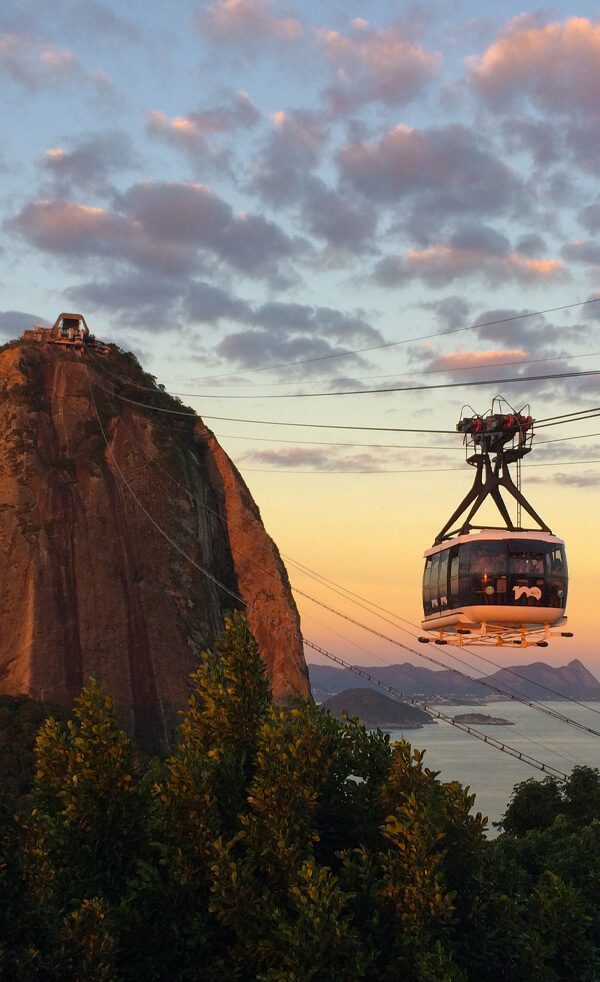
top-left (500, 776), bottom-right (563, 836)
top-left (0, 695), bottom-right (69, 807)
top-left (0, 619), bottom-right (598, 980)
top-left (32, 678), bottom-right (149, 907)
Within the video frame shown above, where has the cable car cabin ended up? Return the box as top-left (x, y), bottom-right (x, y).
top-left (422, 530), bottom-right (568, 640)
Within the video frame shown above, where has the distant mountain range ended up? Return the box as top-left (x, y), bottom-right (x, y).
top-left (309, 659), bottom-right (600, 704)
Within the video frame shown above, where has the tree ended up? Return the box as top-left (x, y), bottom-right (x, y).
top-left (499, 776), bottom-right (563, 837)
top-left (33, 678), bottom-right (148, 907)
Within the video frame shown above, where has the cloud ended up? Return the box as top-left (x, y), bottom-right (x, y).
top-left (300, 180), bottom-right (378, 253)
top-left (562, 241), bottom-right (600, 266)
top-left (68, 274), bottom-right (183, 329)
top-left (583, 292), bottom-right (600, 320)
top-left (553, 470), bottom-right (600, 489)
top-left (62, 1), bottom-right (140, 42)
top-left (467, 307), bottom-right (586, 351)
top-left (9, 182), bottom-right (307, 282)
top-left (200, 0), bottom-right (303, 45)
top-left (338, 123), bottom-right (521, 219)
top-left (216, 330), bottom-right (356, 372)
top-left (184, 281), bottom-right (252, 323)
top-left (373, 224), bottom-right (565, 288)
top-left (213, 298), bottom-right (382, 373)
top-left (250, 110), bottom-right (327, 206)
top-left (239, 445), bottom-right (392, 471)
top-left (468, 16), bottom-right (600, 115)
top-left (317, 19), bottom-right (439, 113)
top-left (0, 33), bottom-right (78, 88)
top-left (251, 302), bottom-right (381, 343)
top-left (411, 347), bottom-right (529, 373)
top-left (501, 115), bottom-right (561, 167)
top-left (147, 92), bottom-right (260, 164)
top-left (534, 441), bottom-right (600, 463)
top-left (41, 131), bottom-right (138, 195)
top-left (0, 309), bottom-right (49, 340)
top-left (250, 112), bottom-right (377, 252)
top-left (419, 296), bottom-right (473, 329)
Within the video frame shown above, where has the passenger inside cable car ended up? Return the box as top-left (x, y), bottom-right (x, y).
top-left (422, 537), bottom-right (568, 618)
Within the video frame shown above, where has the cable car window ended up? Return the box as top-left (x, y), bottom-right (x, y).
top-left (548, 546), bottom-right (567, 575)
top-left (430, 553), bottom-right (441, 609)
top-left (437, 550), bottom-right (450, 606)
top-left (423, 557), bottom-right (433, 607)
top-left (508, 551), bottom-right (545, 575)
top-left (449, 547), bottom-right (460, 601)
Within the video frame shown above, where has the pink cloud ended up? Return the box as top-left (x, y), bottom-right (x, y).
top-left (338, 123), bottom-right (520, 215)
top-left (9, 182), bottom-right (305, 281)
top-left (201, 0), bottom-right (303, 44)
top-left (417, 348), bottom-right (529, 372)
top-left (0, 33), bottom-right (77, 88)
top-left (468, 16), bottom-right (600, 114)
top-left (375, 239), bottom-right (565, 288)
top-left (147, 92), bottom-right (260, 153)
top-left (317, 19), bottom-right (439, 112)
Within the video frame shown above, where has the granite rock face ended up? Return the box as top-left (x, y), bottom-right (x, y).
top-left (0, 341), bottom-right (310, 749)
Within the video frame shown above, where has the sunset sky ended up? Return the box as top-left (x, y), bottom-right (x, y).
top-left (1, 1), bottom-right (600, 676)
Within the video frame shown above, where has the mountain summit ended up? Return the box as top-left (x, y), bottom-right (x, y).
top-left (0, 336), bottom-right (310, 750)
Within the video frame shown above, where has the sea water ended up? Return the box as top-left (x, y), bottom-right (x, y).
top-left (385, 701), bottom-right (600, 834)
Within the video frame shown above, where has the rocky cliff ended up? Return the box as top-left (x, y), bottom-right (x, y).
top-left (0, 339), bottom-right (310, 750)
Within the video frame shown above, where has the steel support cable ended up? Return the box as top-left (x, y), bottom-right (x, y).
top-left (102, 389), bottom-right (597, 732)
top-left (293, 584), bottom-right (600, 741)
top-left (104, 400), bottom-right (600, 745)
top-left (297, 651), bottom-right (566, 780)
top-left (89, 381), bottom-right (458, 432)
top-left (91, 379), bottom-right (600, 435)
top-left (160, 296), bottom-right (600, 383)
top-left (243, 458), bottom-right (600, 475)
top-left (283, 555), bottom-right (600, 719)
top-left (94, 367), bottom-right (600, 401)
top-left (89, 348), bottom-right (600, 396)
top-left (536, 405), bottom-right (600, 424)
top-left (85, 372), bottom-right (566, 780)
top-left (188, 430), bottom-right (600, 451)
top-left (535, 409), bottom-right (600, 430)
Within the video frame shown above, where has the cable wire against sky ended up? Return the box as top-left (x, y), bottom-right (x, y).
top-left (165, 296), bottom-right (600, 383)
top-left (86, 370), bottom-right (570, 779)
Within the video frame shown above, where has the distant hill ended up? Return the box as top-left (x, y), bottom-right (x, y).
top-left (309, 659), bottom-right (600, 703)
top-left (321, 688), bottom-right (432, 729)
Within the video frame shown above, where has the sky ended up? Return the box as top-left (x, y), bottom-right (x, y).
top-left (1, 0), bottom-right (600, 677)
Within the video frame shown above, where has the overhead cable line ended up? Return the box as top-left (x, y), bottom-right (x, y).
top-left (104, 367), bottom-right (600, 400)
top-left (211, 428), bottom-right (600, 452)
top-left (164, 296), bottom-right (600, 383)
top-left (536, 410), bottom-right (600, 428)
top-left (292, 584), bottom-right (600, 741)
top-left (91, 383), bottom-right (458, 432)
top-left (284, 555), bottom-right (600, 720)
top-left (536, 404), bottom-right (600, 424)
top-left (94, 349), bottom-right (600, 395)
top-left (107, 404), bottom-right (599, 746)
top-left (242, 458), bottom-right (600, 475)
top-left (92, 379), bottom-right (600, 435)
top-left (86, 373), bottom-right (567, 780)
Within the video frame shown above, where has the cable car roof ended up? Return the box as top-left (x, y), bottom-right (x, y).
top-left (424, 529), bottom-right (565, 559)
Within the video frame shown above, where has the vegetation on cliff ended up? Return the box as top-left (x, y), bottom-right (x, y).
top-left (1, 613), bottom-right (599, 980)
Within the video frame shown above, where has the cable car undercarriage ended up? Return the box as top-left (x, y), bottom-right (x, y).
top-left (420, 399), bottom-right (572, 648)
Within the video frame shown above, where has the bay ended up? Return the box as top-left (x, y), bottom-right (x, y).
top-left (385, 700), bottom-right (600, 834)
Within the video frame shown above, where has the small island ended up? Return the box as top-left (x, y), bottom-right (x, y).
top-left (453, 713), bottom-right (514, 726)
top-left (321, 687), bottom-right (433, 729)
